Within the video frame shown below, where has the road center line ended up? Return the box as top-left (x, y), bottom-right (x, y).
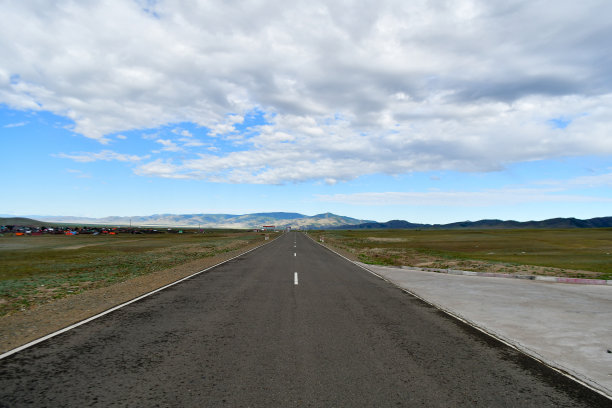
top-left (294, 272), bottom-right (298, 285)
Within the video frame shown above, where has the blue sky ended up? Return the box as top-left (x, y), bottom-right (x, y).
top-left (2, 1), bottom-right (612, 223)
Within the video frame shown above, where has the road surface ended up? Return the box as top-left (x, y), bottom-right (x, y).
top-left (1, 232), bottom-right (609, 407)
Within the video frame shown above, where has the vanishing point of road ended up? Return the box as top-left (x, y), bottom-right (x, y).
top-left (1, 232), bottom-right (610, 407)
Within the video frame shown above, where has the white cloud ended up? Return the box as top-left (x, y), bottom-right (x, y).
top-left (171, 128), bottom-right (193, 137)
top-left (178, 137), bottom-right (204, 147)
top-left (3, 1), bottom-right (612, 183)
top-left (141, 133), bottom-right (157, 140)
top-left (54, 150), bottom-right (149, 163)
top-left (540, 171), bottom-right (612, 188)
top-left (66, 168), bottom-right (92, 178)
top-left (3, 121), bottom-right (27, 128)
top-left (317, 189), bottom-right (612, 207)
top-left (135, 96), bottom-right (612, 184)
top-left (316, 169), bottom-right (612, 207)
top-left (134, 159), bottom-right (189, 178)
top-left (155, 138), bottom-right (183, 152)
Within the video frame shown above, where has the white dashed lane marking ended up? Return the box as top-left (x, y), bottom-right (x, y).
top-left (294, 272), bottom-right (298, 285)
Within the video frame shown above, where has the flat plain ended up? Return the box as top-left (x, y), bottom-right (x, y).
top-left (2, 232), bottom-right (609, 407)
top-left (0, 231), bottom-right (268, 317)
top-left (310, 228), bottom-right (612, 280)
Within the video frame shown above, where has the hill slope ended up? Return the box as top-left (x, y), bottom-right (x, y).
top-left (0, 217), bottom-right (48, 227)
top-left (334, 216), bottom-right (612, 230)
top-left (6, 214), bottom-right (612, 230)
top-left (12, 212), bottom-right (373, 229)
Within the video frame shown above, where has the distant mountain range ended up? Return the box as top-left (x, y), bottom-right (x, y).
top-left (332, 216), bottom-right (612, 230)
top-left (2, 213), bottom-right (612, 230)
top-left (2, 212), bottom-right (373, 230)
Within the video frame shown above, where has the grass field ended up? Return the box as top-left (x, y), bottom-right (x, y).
top-left (310, 228), bottom-right (612, 280)
top-left (0, 231), bottom-right (272, 316)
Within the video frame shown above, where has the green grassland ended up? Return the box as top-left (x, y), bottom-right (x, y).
top-left (310, 228), bottom-right (612, 279)
top-left (0, 231), bottom-right (272, 316)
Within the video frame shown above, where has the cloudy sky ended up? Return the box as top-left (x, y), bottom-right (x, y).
top-left (2, 0), bottom-right (612, 223)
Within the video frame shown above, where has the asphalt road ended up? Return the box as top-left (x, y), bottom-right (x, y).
top-left (1, 232), bottom-right (610, 407)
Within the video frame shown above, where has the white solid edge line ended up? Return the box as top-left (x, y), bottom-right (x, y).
top-left (308, 235), bottom-right (612, 401)
top-left (0, 236), bottom-right (279, 361)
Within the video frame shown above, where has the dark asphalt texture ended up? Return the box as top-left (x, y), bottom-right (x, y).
top-left (1, 232), bottom-right (610, 407)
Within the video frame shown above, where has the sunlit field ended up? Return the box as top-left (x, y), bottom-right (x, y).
top-left (310, 228), bottom-right (612, 280)
top-left (0, 231), bottom-right (273, 316)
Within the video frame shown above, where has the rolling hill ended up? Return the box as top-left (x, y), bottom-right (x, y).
top-left (5, 212), bottom-right (373, 229)
top-left (4, 214), bottom-right (612, 230)
top-left (333, 216), bottom-right (612, 230)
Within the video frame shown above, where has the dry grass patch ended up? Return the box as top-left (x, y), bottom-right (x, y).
top-left (0, 231), bottom-right (274, 316)
top-left (311, 228), bottom-right (612, 280)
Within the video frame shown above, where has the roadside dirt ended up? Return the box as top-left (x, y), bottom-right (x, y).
top-left (0, 239), bottom-right (267, 354)
top-left (317, 239), bottom-right (360, 261)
